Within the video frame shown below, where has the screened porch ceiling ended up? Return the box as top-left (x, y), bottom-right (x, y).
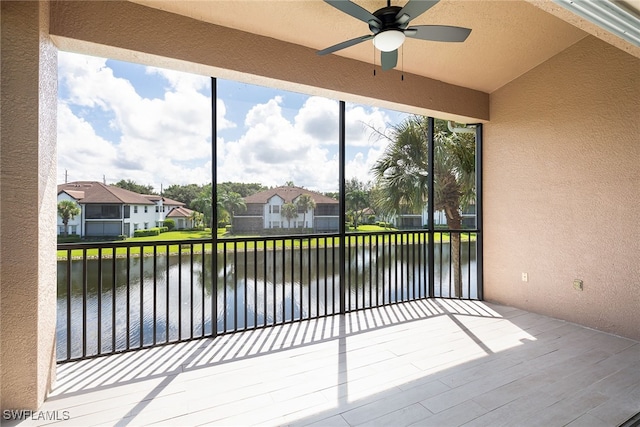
top-left (129, 0), bottom-right (640, 94)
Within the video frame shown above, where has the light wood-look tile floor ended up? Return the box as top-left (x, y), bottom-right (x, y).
top-left (7, 299), bottom-right (639, 426)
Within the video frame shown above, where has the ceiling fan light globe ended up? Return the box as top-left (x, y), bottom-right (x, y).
top-left (373, 30), bottom-right (405, 52)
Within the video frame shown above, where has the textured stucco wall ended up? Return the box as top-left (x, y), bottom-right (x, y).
top-left (48, 0), bottom-right (488, 123)
top-left (0, 0), bottom-right (58, 410)
top-left (484, 36), bottom-right (640, 340)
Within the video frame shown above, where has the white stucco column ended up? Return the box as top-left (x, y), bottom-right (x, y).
top-left (1, 0), bottom-right (58, 410)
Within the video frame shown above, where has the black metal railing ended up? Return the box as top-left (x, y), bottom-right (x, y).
top-left (56, 230), bottom-right (478, 362)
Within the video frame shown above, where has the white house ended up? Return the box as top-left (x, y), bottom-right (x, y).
top-left (57, 181), bottom-right (185, 238)
top-left (234, 186), bottom-right (339, 233)
top-left (165, 206), bottom-right (197, 230)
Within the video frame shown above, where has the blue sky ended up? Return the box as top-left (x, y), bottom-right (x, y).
top-left (57, 51), bottom-right (408, 193)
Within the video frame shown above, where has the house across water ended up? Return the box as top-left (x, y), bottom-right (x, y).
top-left (234, 185), bottom-right (339, 233)
top-left (57, 181), bottom-right (186, 238)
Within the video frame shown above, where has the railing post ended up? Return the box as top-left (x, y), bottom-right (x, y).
top-left (428, 117), bottom-right (435, 298)
top-left (211, 76), bottom-right (218, 337)
top-left (339, 100), bottom-right (346, 314)
top-left (475, 123), bottom-right (483, 300)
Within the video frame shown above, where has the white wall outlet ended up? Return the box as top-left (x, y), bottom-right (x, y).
top-left (522, 272), bottom-right (528, 282)
top-left (573, 279), bottom-right (583, 291)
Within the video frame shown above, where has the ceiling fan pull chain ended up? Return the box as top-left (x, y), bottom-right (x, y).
top-left (401, 46), bottom-right (404, 81)
top-left (373, 42), bottom-right (376, 76)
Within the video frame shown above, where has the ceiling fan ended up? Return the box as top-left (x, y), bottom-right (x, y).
top-left (317, 0), bottom-right (471, 71)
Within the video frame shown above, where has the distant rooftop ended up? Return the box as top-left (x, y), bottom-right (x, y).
top-left (244, 186), bottom-right (338, 205)
top-left (166, 206), bottom-right (195, 218)
top-left (57, 181), bottom-right (183, 206)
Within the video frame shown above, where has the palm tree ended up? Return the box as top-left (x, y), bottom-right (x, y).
top-left (294, 194), bottom-right (315, 229)
top-left (191, 190), bottom-right (224, 229)
top-left (220, 191), bottom-right (246, 231)
top-left (57, 200), bottom-right (81, 237)
top-left (371, 116), bottom-right (475, 297)
top-left (281, 203), bottom-right (298, 229)
top-left (188, 210), bottom-right (204, 229)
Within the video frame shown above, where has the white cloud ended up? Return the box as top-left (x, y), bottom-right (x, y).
top-left (345, 104), bottom-right (392, 148)
top-left (58, 102), bottom-right (119, 182)
top-left (145, 66), bottom-right (235, 131)
top-left (57, 51), bottom-right (235, 190)
top-left (217, 96), bottom-right (396, 192)
top-left (58, 51), bottom-right (402, 193)
top-left (294, 96), bottom-right (339, 143)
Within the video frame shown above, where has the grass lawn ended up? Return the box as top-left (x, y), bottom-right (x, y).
top-left (58, 227), bottom-right (475, 260)
top-left (350, 224), bottom-right (396, 232)
top-left (127, 229), bottom-right (224, 242)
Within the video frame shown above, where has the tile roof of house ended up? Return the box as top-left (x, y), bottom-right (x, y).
top-left (166, 206), bottom-right (195, 218)
top-left (57, 181), bottom-right (155, 205)
top-left (244, 186), bottom-right (338, 205)
top-left (143, 194), bottom-right (185, 206)
top-left (60, 189), bottom-right (85, 200)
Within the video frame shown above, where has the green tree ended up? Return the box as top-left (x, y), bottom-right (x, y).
top-left (218, 182), bottom-right (266, 197)
top-left (323, 191), bottom-right (339, 200)
top-left (163, 183), bottom-right (202, 207)
top-left (163, 218), bottom-right (175, 231)
top-left (369, 184), bottom-right (395, 228)
top-left (57, 200), bottom-right (81, 237)
top-left (220, 191), bottom-right (246, 231)
top-left (189, 210), bottom-right (204, 229)
top-left (371, 116), bottom-right (475, 297)
top-left (191, 191), bottom-right (213, 229)
top-left (281, 203), bottom-right (298, 229)
top-left (294, 194), bottom-right (315, 229)
top-left (345, 189), bottom-right (369, 230)
top-left (370, 118), bottom-right (430, 218)
top-left (345, 177), bottom-right (370, 194)
top-left (113, 179), bottom-right (156, 195)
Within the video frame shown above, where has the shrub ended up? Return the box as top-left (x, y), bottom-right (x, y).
top-left (81, 235), bottom-right (125, 242)
top-left (57, 235), bottom-right (81, 243)
top-left (159, 226), bottom-right (169, 233)
top-left (133, 227), bottom-right (161, 237)
top-left (367, 215), bottom-right (376, 224)
top-left (376, 221), bottom-right (394, 228)
top-left (164, 218), bottom-right (175, 231)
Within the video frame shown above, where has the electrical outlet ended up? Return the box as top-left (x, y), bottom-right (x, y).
top-left (522, 273), bottom-right (528, 282)
top-left (573, 279), bottom-right (583, 291)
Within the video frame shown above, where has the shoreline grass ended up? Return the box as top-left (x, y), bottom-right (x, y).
top-left (57, 228), bottom-right (476, 260)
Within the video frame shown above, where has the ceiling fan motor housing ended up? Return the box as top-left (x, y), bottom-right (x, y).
top-left (368, 6), bottom-right (410, 34)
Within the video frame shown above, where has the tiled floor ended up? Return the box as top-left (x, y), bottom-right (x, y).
top-left (8, 299), bottom-right (640, 426)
